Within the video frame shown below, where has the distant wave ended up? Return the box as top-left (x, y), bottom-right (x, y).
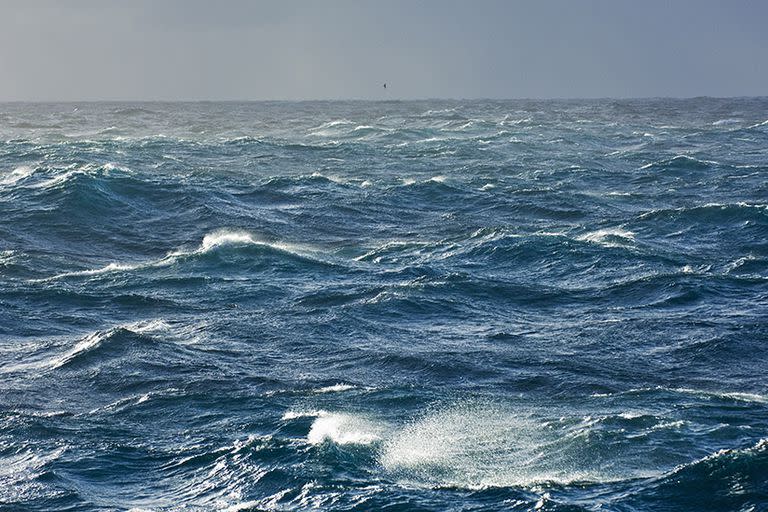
top-left (29, 162), bottom-right (131, 190)
top-left (640, 154), bottom-right (718, 171)
top-left (636, 202), bottom-right (768, 222)
top-left (110, 107), bottom-right (160, 116)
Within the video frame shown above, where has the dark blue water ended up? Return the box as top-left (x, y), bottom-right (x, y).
top-left (1, 99), bottom-right (767, 511)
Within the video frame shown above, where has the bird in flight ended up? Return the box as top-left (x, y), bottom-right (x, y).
top-left (383, 83), bottom-right (387, 89)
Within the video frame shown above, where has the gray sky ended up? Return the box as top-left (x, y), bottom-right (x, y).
top-left (0, 0), bottom-right (766, 100)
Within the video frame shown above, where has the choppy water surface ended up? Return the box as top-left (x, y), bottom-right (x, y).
top-left (1, 99), bottom-right (767, 511)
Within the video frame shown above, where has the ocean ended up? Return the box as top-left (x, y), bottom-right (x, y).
top-left (1, 99), bottom-right (767, 511)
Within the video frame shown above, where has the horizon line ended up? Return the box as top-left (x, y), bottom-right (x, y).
top-left (1, 95), bottom-right (767, 103)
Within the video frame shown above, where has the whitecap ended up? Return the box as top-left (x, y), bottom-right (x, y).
top-left (0, 165), bottom-right (35, 185)
top-left (32, 162), bottom-right (129, 190)
top-left (313, 383), bottom-right (357, 394)
top-left (745, 119), bottom-right (768, 129)
top-left (0, 250), bottom-right (16, 264)
top-left (309, 171), bottom-right (349, 185)
top-left (282, 410), bottom-right (327, 421)
top-left (590, 386), bottom-right (768, 404)
top-left (312, 119), bottom-right (353, 130)
top-left (199, 230), bottom-right (258, 251)
top-left (308, 119), bottom-right (355, 136)
top-left (307, 412), bottom-right (384, 445)
top-left (575, 227), bottom-right (635, 247)
top-left (35, 229), bottom-right (326, 282)
top-left (501, 116), bottom-right (533, 126)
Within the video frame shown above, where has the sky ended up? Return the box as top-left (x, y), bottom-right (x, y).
top-left (0, 0), bottom-right (766, 101)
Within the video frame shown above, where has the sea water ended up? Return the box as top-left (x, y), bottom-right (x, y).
top-left (1, 99), bottom-right (767, 510)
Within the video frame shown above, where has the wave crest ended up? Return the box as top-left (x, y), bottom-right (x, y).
top-left (37, 230), bottom-right (328, 281)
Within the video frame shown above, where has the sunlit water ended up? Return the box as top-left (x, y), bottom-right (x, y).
top-left (1, 99), bottom-right (767, 511)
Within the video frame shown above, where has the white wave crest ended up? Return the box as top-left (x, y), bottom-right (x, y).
top-left (576, 227), bottom-right (635, 247)
top-left (32, 163), bottom-right (130, 190)
top-left (313, 383), bottom-right (357, 394)
top-left (590, 386), bottom-right (768, 404)
top-left (0, 165), bottom-right (35, 185)
top-left (307, 412), bottom-right (384, 445)
top-left (282, 410), bottom-right (327, 421)
top-left (200, 231), bottom-right (258, 251)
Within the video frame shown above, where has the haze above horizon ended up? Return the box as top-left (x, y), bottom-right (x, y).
top-left (1, 0), bottom-right (766, 101)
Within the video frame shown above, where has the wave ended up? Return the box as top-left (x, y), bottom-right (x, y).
top-left (281, 410), bottom-right (386, 446)
top-left (0, 165), bottom-right (36, 185)
top-left (745, 119), bottom-right (768, 130)
top-left (667, 438), bottom-right (768, 477)
top-left (639, 155), bottom-right (718, 171)
top-left (633, 438), bottom-right (768, 509)
top-left (575, 227), bottom-right (636, 248)
top-left (284, 401), bottom-right (690, 490)
top-left (591, 386), bottom-right (768, 405)
top-left (29, 162), bottom-right (132, 190)
top-left (379, 401), bottom-right (768, 492)
top-left (636, 202), bottom-right (768, 223)
top-left (313, 383), bottom-right (358, 394)
top-left (726, 254), bottom-right (768, 277)
top-left (110, 107), bottom-right (160, 116)
top-left (221, 135), bottom-right (266, 146)
top-left (51, 319), bottom-right (170, 369)
top-left (37, 229), bottom-right (331, 282)
top-left (711, 118), bottom-right (742, 126)
top-left (0, 446), bottom-right (66, 503)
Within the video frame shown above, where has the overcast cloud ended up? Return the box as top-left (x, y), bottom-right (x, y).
top-left (0, 0), bottom-right (765, 100)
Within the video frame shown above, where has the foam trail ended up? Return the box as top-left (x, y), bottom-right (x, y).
top-left (380, 402), bottom-right (642, 489)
